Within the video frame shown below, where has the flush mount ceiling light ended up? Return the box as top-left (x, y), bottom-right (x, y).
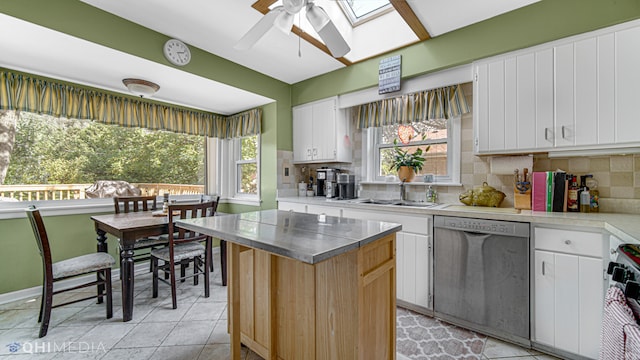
top-left (122, 78), bottom-right (160, 98)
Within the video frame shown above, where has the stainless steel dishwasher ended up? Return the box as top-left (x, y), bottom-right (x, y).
top-left (433, 216), bottom-right (530, 346)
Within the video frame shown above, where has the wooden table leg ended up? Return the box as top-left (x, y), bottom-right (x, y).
top-left (228, 242), bottom-right (240, 360)
top-left (121, 246), bottom-right (135, 322)
top-left (96, 229), bottom-right (108, 304)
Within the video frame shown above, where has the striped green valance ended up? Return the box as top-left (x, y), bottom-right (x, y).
top-left (0, 71), bottom-right (261, 138)
top-left (354, 84), bottom-right (470, 129)
top-left (224, 108), bottom-right (261, 139)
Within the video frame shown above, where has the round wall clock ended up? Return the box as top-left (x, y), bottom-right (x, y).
top-left (163, 39), bottom-right (191, 66)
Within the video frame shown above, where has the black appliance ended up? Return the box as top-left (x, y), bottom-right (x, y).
top-left (316, 168), bottom-right (339, 198)
top-left (608, 243), bottom-right (640, 317)
top-left (337, 174), bottom-right (356, 200)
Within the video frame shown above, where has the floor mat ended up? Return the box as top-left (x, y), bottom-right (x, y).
top-left (396, 307), bottom-right (487, 360)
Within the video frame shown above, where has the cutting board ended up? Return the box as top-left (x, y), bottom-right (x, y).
top-left (444, 205), bottom-right (521, 214)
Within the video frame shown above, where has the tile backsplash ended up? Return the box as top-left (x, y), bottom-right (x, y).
top-left (279, 82), bottom-right (640, 214)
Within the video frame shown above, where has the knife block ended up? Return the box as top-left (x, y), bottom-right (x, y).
top-left (514, 186), bottom-right (531, 210)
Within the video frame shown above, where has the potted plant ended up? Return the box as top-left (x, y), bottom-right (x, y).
top-left (392, 138), bottom-right (429, 182)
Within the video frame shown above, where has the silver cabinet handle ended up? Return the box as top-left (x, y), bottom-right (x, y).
top-left (306, 148), bottom-right (311, 158)
top-left (544, 128), bottom-right (551, 141)
top-left (542, 260), bottom-right (546, 275)
top-left (561, 126), bottom-right (566, 139)
top-left (611, 248), bottom-right (618, 255)
top-left (564, 239), bottom-right (571, 245)
top-left (313, 148), bottom-right (318, 157)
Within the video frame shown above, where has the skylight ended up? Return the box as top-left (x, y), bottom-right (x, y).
top-left (337, 0), bottom-right (393, 26)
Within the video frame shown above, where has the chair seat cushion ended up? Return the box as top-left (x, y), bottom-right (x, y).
top-left (52, 252), bottom-right (115, 279)
top-left (150, 242), bottom-right (205, 262)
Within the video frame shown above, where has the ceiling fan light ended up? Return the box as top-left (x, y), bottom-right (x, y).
top-left (122, 78), bottom-right (160, 98)
top-left (274, 11), bottom-right (295, 34)
top-left (306, 4), bottom-right (330, 31)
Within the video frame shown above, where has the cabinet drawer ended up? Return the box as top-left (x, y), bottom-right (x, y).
top-left (343, 209), bottom-right (430, 235)
top-left (535, 227), bottom-right (602, 257)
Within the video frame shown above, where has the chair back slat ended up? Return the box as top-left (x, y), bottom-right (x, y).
top-left (26, 206), bottom-right (53, 280)
top-left (167, 200), bottom-right (218, 247)
top-left (113, 196), bottom-right (157, 214)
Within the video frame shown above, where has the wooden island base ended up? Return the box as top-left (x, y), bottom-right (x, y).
top-left (227, 233), bottom-right (396, 360)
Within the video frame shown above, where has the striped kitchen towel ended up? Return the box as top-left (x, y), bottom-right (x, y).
top-left (624, 323), bottom-right (640, 360)
top-left (601, 286), bottom-right (636, 360)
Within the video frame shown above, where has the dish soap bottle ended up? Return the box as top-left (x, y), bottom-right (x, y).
top-left (579, 175), bottom-right (591, 213)
top-left (426, 185), bottom-right (438, 203)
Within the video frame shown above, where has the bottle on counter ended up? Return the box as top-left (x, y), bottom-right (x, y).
top-left (579, 175), bottom-right (592, 213)
top-left (567, 175), bottom-right (579, 212)
top-left (426, 185), bottom-right (438, 203)
top-left (586, 177), bottom-right (599, 213)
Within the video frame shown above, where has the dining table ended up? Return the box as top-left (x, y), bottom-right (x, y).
top-left (91, 210), bottom-right (228, 322)
top-left (91, 211), bottom-right (169, 322)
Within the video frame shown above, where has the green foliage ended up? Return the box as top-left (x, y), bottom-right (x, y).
top-left (239, 136), bottom-right (258, 194)
top-left (5, 114), bottom-right (204, 185)
top-left (391, 138), bottom-right (430, 172)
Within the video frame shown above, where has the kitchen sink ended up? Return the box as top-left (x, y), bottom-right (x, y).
top-left (354, 198), bottom-right (440, 207)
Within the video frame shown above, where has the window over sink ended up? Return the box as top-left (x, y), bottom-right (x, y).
top-left (364, 117), bottom-right (460, 184)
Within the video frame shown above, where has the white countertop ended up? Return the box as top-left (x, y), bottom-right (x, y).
top-left (278, 196), bottom-right (640, 244)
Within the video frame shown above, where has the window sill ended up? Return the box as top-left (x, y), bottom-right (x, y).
top-left (223, 197), bottom-right (261, 207)
top-left (361, 181), bottom-right (463, 187)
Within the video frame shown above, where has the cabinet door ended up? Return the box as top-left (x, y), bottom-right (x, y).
top-left (615, 26), bottom-right (640, 144)
top-left (293, 106), bottom-right (313, 162)
top-left (516, 53), bottom-right (537, 150)
top-left (535, 48), bottom-right (555, 149)
top-left (597, 33), bottom-right (615, 144)
top-left (311, 99), bottom-right (336, 161)
top-left (487, 60), bottom-right (506, 151)
top-left (534, 250), bottom-right (555, 347)
top-left (396, 232), bottom-right (430, 309)
top-left (554, 43), bottom-right (575, 148)
top-left (578, 256), bottom-right (603, 358)
top-left (554, 253), bottom-right (580, 354)
top-left (473, 63), bottom-right (489, 153)
top-left (574, 38), bottom-right (598, 146)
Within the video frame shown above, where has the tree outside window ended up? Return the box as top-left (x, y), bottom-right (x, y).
top-left (378, 119), bottom-right (449, 178)
top-left (237, 135), bottom-right (258, 195)
top-left (0, 111), bottom-right (205, 201)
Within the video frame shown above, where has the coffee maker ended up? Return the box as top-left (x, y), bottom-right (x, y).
top-left (316, 168), bottom-right (339, 198)
top-left (337, 174), bottom-right (356, 200)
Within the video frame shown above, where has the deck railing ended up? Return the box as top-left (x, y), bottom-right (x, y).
top-left (0, 183), bottom-right (204, 202)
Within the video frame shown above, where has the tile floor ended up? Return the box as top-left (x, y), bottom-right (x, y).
top-left (0, 253), bottom-right (559, 359)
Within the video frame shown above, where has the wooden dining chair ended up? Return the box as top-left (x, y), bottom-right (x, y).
top-left (150, 201), bottom-right (217, 309)
top-left (26, 206), bottom-right (115, 338)
top-left (113, 196), bottom-right (167, 273)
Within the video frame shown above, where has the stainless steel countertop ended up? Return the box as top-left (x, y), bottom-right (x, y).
top-left (278, 196), bottom-right (640, 244)
top-left (175, 209), bottom-right (402, 264)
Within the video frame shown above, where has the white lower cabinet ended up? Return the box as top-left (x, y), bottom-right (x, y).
top-left (533, 227), bottom-right (605, 359)
top-left (396, 231), bottom-right (430, 309)
top-left (277, 201), bottom-right (308, 213)
top-left (343, 208), bottom-right (432, 311)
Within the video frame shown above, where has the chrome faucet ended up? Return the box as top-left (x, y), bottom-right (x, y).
top-left (399, 180), bottom-right (406, 201)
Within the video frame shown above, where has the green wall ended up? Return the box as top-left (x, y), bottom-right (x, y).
top-left (0, 212), bottom-right (121, 294)
top-left (2, 0), bottom-right (640, 295)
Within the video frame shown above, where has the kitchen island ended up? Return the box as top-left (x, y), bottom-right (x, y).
top-left (176, 209), bottom-right (402, 360)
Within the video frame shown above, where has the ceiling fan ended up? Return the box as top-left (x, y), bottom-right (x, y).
top-left (235, 0), bottom-right (351, 58)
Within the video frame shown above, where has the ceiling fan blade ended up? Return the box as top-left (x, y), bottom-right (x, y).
top-left (234, 7), bottom-right (284, 51)
top-left (306, 4), bottom-right (350, 58)
top-left (316, 20), bottom-right (351, 58)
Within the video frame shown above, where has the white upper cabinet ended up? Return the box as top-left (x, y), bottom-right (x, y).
top-left (292, 97), bottom-right (352, 163)
top-left (474, 19), bottom-right (640, 155)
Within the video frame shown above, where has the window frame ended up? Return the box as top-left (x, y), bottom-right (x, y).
top-left (363, 117), bottom-right (461, 185)
top-left (336, 0), bottom-right (394, 26)
top-left (208, 135), bottom-right (261, 206)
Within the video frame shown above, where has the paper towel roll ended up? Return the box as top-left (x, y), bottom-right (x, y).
top-left (490, 155), bottom-right (533, 175)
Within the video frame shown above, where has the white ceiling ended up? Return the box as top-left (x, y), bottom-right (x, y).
top-left (0, 0), bottom-right (538, 115)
